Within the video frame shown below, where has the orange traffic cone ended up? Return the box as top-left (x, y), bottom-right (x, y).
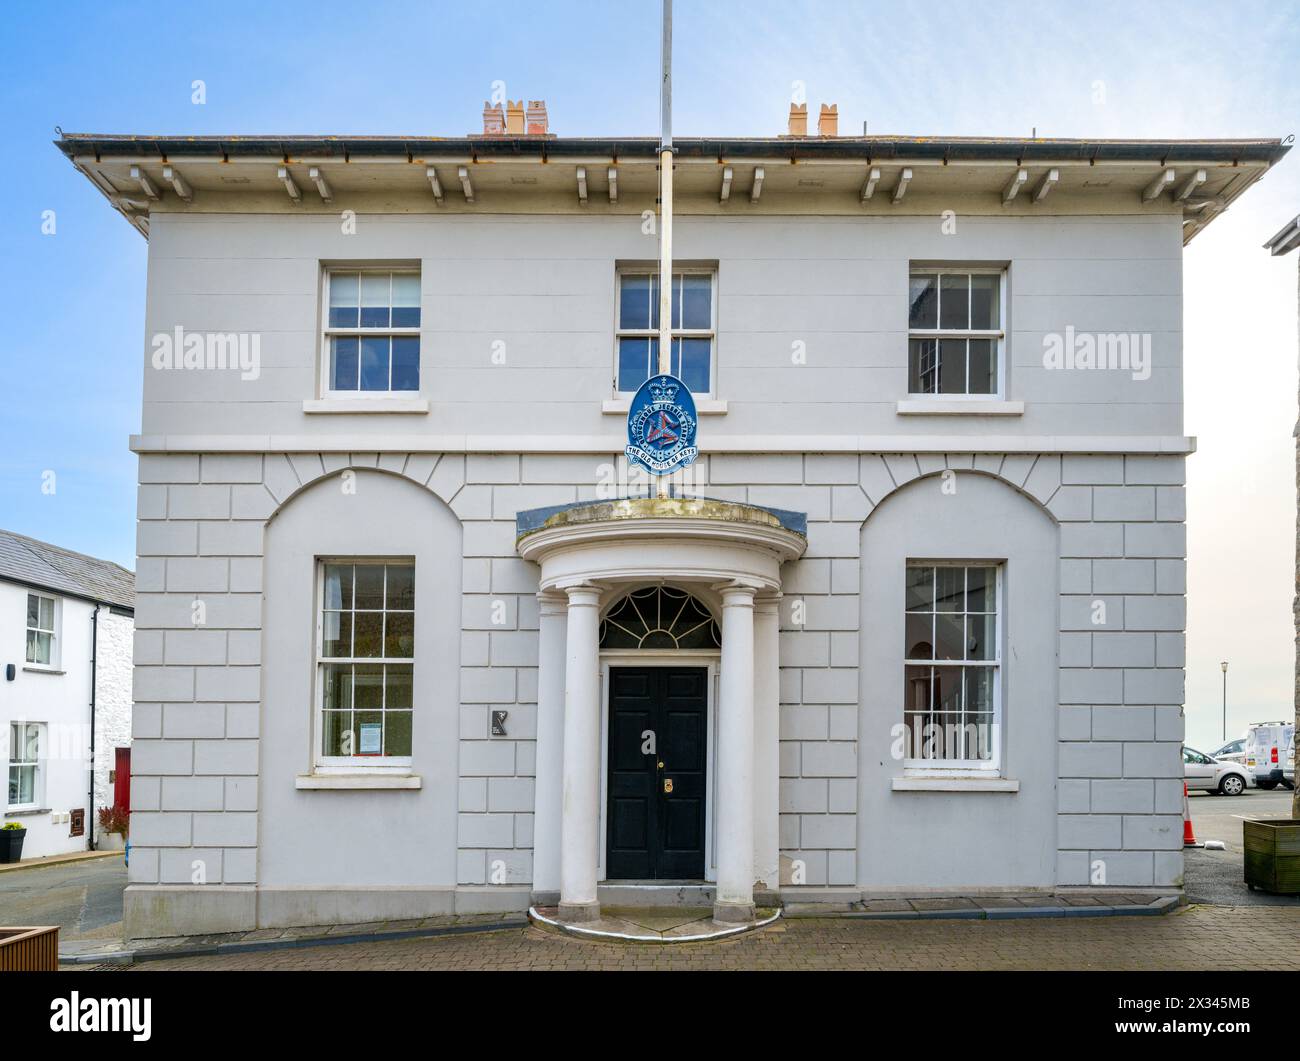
top-left (1182, 781), bottom-right (1201, 847)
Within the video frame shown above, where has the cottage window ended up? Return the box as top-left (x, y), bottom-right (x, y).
top-left (317, 561), bottom-right (415, 764)
top-left (616, 269), bottom-right (716, 395)
top-left (907, 269), bottom-right (1004, 396)
top-left (25, 593), bottom-right (57, 666)
top-left (8, 722), bottom-right (42, 808)
top-left (323, 270), bottom-right (421, 393)
top-left (902, 563), bottom-right (1002, 770)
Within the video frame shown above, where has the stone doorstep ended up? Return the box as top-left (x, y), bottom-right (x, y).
top-left (528, 904), bottom-right (782, 943)
top-left (58, 912), bottom-right (529, 966)
top-left (592, 883), bottom-right (781, 908)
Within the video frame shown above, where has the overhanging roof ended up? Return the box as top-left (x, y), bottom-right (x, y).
top-left (56, 131), bottom-right (1291, 244)
top-left (54, 131), bottom-right (1292, 164)
top-left (1264, 214), bottom-right (1300, 256)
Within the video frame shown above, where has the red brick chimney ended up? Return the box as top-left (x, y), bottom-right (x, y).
top-left (526, 100), bottom-right (549, 135)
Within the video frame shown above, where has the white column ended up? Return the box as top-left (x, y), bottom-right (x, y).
top-left (531, 590), bottom-right (567, 901)
top-left (715, 583), bottom-right (757, 923)
top-left (558, 584), bottom-right (602, 922)
top-left (752, 593), bottom-right (781, 893)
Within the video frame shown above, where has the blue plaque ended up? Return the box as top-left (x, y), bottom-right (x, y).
top-left (625, 374), bottom-right (699, 476)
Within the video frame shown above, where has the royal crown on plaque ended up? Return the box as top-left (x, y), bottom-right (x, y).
top-left (647, 378), bottom-right (679, 404)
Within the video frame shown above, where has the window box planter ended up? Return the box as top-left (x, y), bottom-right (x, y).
top-left (1243, 818), bottom-right (1300, 894)
top-left (0, 825), bottom-right (27, 864)
top-left (0, 926), bottom-right (59, 971)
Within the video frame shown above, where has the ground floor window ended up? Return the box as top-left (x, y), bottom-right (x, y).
top-left (8, 722), bottom-right (42, 808)
top-left (902, 563), bottom-right (1001, 769)
top-left (317, 560), bottom-right (415, 763)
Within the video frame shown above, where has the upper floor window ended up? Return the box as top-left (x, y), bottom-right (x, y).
top-left (616, 269), bottom-right (715, 395)
top-left (317, 561), bottom-right (415, 764)
top-left (8, 722), bottom-right (42, 808)
top-left (903, 563), bottom-right (1001, 770)
top-left (324, 270), bottom-right (420, 393)
top-left (908, 269), bottom-right (1003, 396)
top-left (25, 593), bottom-right (56, 667)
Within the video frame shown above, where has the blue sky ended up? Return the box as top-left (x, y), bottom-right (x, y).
top-left (0, 0), bottom-right (1297, 745)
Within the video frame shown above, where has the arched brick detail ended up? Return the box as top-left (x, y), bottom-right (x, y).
top-left (261, 452), bottom-right (467, 517)
top-left (858, 453), bottom-right (1062, 527)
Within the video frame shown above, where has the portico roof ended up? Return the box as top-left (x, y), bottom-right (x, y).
top-left (515, 497), bottom-right (807, 593)
top-left (516, 496), bottom-right (808, 540)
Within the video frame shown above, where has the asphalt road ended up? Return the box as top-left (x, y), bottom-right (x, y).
top-left (1185, 788), bottom-right (1300, 907)
top-left (0, 855), bottom-right (126, 939)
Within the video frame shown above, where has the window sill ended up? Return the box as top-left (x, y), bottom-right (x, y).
top-left (896, 400), bottom-right (1024, 416)
top-left (891, 776), bottom-right (1020, 793)
top-left (22, 665), bottom-right (64, 675)
top-left (4, 807), bottom-right (50, 817)
top-left (303, 398), bottom-right (429, 415)
top-left (295, 773), bottom-right (422, 791)
top-left (602, 398), bottom-right (729, 416)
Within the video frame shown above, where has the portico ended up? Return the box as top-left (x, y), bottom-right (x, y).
top-left (516, 497), bottom-right (806, 925)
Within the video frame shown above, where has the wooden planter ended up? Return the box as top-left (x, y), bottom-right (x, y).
top-left (1243, 819), bottom-right (1300, 894)
top-left (0, 926), bottom-right (59, 971)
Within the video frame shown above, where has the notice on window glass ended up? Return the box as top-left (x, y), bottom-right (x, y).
top-left (359, 723), bottom-right (382, 756)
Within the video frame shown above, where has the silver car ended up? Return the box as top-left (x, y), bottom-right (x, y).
top-left (1210, 736), bottom-right (1246, 765)
top-left (1183, 746), bottom-right (1248, 796)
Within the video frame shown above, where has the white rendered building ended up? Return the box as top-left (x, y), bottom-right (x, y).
top-left (1, 530), bottom-right (134, 859)
top-left (56, 113), bottom-right (1288, 936)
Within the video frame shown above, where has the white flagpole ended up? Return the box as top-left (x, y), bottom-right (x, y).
top-left (657, 0), bottom-right (674, 499)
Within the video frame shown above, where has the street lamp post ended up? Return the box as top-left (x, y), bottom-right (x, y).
top-left (1221, 660), bottom-right (1229, 741)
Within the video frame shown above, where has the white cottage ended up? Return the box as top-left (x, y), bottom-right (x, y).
top-left (0, 530), bottom-right (134, 859)
top-left (56, 111), bottom-right (1288, 936)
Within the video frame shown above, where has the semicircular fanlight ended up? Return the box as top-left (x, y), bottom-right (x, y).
top-left (599, 586), bottom-right (720, 651)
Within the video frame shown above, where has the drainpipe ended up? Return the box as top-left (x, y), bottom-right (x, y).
top-left (87, 604), bottom-right (99, 851)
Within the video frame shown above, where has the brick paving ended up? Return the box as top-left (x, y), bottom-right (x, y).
top-left (103, 904), bottom-right (1300, 971)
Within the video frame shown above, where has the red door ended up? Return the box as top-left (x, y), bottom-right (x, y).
top-left (113, 747), bottom-right (131, 811)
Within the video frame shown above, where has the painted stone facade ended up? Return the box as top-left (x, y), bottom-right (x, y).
top-left (92, 607), bottom-right (135, 845)
top-left (126, 444), bottom-right (1184, 933)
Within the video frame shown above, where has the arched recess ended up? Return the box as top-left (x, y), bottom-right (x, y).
top-left (856, 471), bottom-right (1060, 889)
top-left (259, 468), bottom-right (462, 889)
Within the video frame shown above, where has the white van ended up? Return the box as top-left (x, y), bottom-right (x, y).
top-left (1243, 722), bottom-right (1295, 790)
